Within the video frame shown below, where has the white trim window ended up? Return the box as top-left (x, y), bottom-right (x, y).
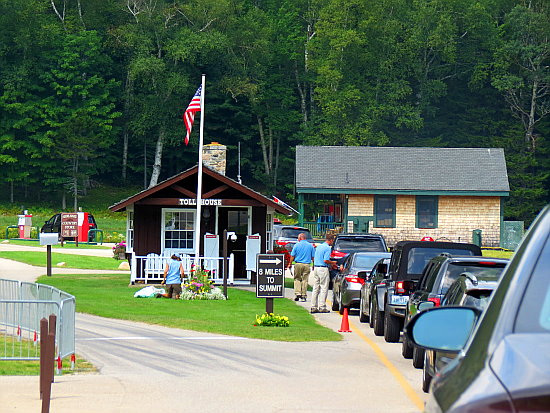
top-left (162, 209), bottom-right (195, 252)
top-left (126, 207), bottom-right (134, 252)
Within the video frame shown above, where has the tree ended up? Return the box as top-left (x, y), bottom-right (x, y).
top-left (492, 3), bottom-right (549, 151)
top-left (41, 30), bottom-right (120, 210)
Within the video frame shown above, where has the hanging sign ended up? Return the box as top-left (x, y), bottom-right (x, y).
top-left (179, 198), bottom-right (222, 206)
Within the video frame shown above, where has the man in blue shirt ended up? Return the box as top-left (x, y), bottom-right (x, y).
top-left (311, 234), bottom-right (337, 313)
top-left (289, 233), bottom-right (315, 302)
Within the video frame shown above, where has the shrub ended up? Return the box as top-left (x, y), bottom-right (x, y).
top-left (254, 312), bottom-right (290, 327)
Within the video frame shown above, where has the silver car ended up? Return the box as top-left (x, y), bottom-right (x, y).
top-left (332, 251), bottom-right (392, 315)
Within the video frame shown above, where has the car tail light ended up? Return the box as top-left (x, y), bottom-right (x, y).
top-left (396, 281), bottom-right (406, 294)
top-left (276, 241), bottom-right (287, 246)
top-left (478, 261), bottom-right (497, 265)
top-left (396, 280), bottom-right (415, 294)
top-left (345, 275), bottom-right (364, 284)
top-left (427, 297), bottom-right (441, 307)
top-left (331, 250), bottom-right (347, 259)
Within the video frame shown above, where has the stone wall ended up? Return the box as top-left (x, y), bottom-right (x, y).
top-left (346, 194), bottom-right (501, 247)
top-left (202, 142), bottom-right (226, 175)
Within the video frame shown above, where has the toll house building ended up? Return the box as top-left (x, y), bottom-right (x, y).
top-left (109, 145), bottom-right (290, 285)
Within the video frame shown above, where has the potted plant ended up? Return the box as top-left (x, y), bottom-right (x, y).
top-left (112, 241), bottom-right (126, 260)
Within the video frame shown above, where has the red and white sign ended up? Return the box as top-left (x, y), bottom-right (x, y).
top-left (61, 213), bottom-right (78, 238)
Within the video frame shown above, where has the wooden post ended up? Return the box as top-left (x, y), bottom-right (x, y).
top-left (39, 314), bottom-right (56, 413)
top-left (266, 297), bottom-right (274, 314)
top-left (46, 245), bottom-right (52, 277)
top-left (39, 318), bottom-right (47, 399)
top-left (48, 314), bottom-right (56, 384)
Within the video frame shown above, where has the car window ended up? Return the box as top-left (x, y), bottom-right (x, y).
top-left (441, 263), bottom-right (506, 294)
top-left (352, 255), bottom-right (386, 272)
top-left (335, 238), bottom-right (385, 251)
top-left (280, 228), bottom-right (312, 239)
top-left (341, 254), bottom-right (352, 270)
top-left (407, 248), bottom-right (476, 275)
top-left (417, 263), bottom-right (433, 289)
top-left (443, 283), bottom-right (460, 305)
top-left (424, 262), bottom-right (442, 291)
top-left (462, 290), bottom-right (494, 310)
top-left (516, 235), bottom-right (550, 333)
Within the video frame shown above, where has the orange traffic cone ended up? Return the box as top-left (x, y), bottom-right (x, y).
top-left (338, 307), bottom-right (352, 333)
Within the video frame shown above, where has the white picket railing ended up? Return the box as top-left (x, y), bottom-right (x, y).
top-left (130, 253), bottom-right (234, 285)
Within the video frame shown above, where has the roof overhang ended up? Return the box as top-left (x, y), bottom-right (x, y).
top-left (109, 165), bottom-right (292, 215)
top-left (297, 188), bottom-right (509, 197)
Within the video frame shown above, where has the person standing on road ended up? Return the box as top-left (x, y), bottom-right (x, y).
top-left (161, 255), bottom-right (185, 299)
top-left (289, 233), bottom-right (315, 302)
top-left (311, 234), bottom-right (337, 313)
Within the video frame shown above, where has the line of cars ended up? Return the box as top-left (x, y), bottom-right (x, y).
top-left (332, 236), bottom-right (512, 398)
top-left (275, 213), bottom-right (550, 411)
top-left (405, 205), bottom-right (550, 411)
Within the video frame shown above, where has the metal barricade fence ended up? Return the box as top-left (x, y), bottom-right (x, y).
top-left (0, 279), bottom-right (75, 360)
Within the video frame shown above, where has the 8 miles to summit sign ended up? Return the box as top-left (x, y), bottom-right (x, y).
top-left (256, 254), bottom-right (285, 298)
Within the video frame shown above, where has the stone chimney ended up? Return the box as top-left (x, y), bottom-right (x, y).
top-left (202, 142), bottom-right (227, 175)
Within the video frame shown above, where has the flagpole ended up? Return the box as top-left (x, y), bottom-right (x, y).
top-left (194, 74), bottom-right (206, 264)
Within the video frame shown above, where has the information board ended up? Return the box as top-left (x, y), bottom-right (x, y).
top-left (256, 254), bottom-right (285, 298)
top-left (61, 213), bottom-right (78, 238)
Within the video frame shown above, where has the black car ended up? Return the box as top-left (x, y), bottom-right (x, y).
top-left (329, 233), bottom-right (387, 288)
top-left (40, 213), bottom-right (98, 241)
top-left (406, 204), bottom-right (550, 411)
top-left (331, 251), bottom-right (391, 314)
top-left (358, 257), bottom-right (390, 331)
top-left (402, 255), bottom-right (508, 369)
top-left (420, 270), bottom-right (504, 393)
top-left (382, 241), bottom-right (482, 343)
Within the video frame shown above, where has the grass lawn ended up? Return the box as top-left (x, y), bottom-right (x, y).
top-left (0, 346), bottom-right (96, 376)
top-left (481, 249), bottom-right (514, 259)
top-left (1, 239), bottom-right (110, 249)
top-left (0, 251), bottom-right (123, 271)
top-left (37, 273), bottom-right (341, 342)
top-left (0, 334), bottom-right (95, 376)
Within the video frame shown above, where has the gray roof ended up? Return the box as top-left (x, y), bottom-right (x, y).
top-left (296, 146), bottom-right (509, 193)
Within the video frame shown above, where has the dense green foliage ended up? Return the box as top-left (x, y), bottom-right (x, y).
top-left (0, 0), bottom-right (548, 222)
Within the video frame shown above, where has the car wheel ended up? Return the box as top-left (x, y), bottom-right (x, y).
top-left (338, 292), bottom-right (345, 315)
top-left (369, 299), bottom-right (376, 329)
top-left (331, 290), bottom-right (339, 311)
top-left (372, 303), bottom-right (384, 336)
top-left (401, 331), bottom-right (414, 359)
top-left (412, 346), bottom-right (425, 369)
top-left (384, 306), bottom-right (401, 343)
top-left (359, 295), bottom-right (368, 323)
top-left (422, 352), bottom-right (432, 393)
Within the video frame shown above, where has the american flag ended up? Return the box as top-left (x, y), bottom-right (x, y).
top-left (182, 85), bottom-right (202, 145)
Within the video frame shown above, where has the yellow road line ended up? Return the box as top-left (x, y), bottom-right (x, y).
top-left (347, 317), bottom-right (424, 411)
top-left (328, 299), bottom-right (424, 411)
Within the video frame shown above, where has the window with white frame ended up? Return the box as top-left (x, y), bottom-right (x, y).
top-left (126, 208), bottom-right (134, 252)
top-left (162, 209), bottom-right (195, 251)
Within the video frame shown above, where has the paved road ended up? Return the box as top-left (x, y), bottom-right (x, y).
top-left (0, 243), bottom-right (426, 412)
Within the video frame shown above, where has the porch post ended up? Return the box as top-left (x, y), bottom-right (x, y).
top-left (298, 193), bottom-right (304, 226)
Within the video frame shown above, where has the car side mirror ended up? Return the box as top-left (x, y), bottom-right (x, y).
top-left (404, 306), bottom-right (480, 352)
top-left (418, 301), bottom-right (435, 312)
top-left (357, 270), bottom-right (369, 280)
